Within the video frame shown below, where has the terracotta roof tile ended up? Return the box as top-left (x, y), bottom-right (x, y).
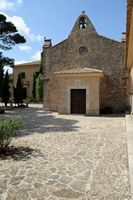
top-left (55, 68), bottom-right (103, 75)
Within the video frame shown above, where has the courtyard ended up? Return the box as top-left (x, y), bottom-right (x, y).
top-left (0, 105), bottom-right (131, 200)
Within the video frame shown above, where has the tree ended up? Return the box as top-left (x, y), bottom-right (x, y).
top-left (35, 52), bottom-right (43, 102)
top-left (0, 59), bottom-right (4, 98)
top-left (0, 52), bottom-right (14, 67)
top-left (39, 52), bottom-right (43, 74)
top-left (0, 13), bottom-right (26, 100)
top-left (0, 14), bottom-right (26, 50)
top-left (14, 74), bottom-right (24, 105)
top-left (36, 74), bottom-right (43, 102)
top-left (32, 72), bottom-right (36, 99)
top-left (2, 71), bottom-right (10, 107)
top-left (0, 53), bottom-right (14, 97)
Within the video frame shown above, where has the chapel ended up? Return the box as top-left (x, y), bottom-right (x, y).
top-left (43, 11), bottom-right (126, 115)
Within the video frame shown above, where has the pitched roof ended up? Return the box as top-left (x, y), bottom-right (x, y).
top-left (15, 60), bottom-right (40, 66)
top-left (55, 68), bottom-right (103, 75)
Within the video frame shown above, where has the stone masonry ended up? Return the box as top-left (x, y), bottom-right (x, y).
top-left (43, 12), bottom-right (126, 114)
top-left (0, 105), bottom-right (131, 200)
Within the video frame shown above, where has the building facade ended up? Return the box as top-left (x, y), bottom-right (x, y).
top-left (13, 61), bottom-right (40, 99)
top-left (126, 0), bottom-right (133, 114)
top-left (43, 12), bottom-right (126, 115)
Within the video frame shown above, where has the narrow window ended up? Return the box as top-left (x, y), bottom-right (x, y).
top-left (20, 72), bottom-right (25, 79)
top-left (79, 17), bottom-right (87, 29)
top-left (35, 71), bottom-right (39, 79)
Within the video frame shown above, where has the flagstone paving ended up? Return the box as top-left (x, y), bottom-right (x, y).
top-left (0, 105), bottom-right (131, 199)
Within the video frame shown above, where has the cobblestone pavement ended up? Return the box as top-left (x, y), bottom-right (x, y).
top-left (0, 106), bottom-right (131, 200)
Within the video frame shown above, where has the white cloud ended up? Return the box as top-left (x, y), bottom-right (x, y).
top-left (1, 12), bottom-right (43, 42)
top-left (31, 51), bottom-right (41, 60)
top-left (4, 66), bottom-right (13, 74)
top-left (19, 45), bottom-right (31, 52)
top-left (0, 0), bottom-right (23, 10)
top-left (16, 0), bottom-right (23, 5)
top-left (30, 33), bottom-right (43, 42)
top-left (8, 15), bottom-right (30, 35)
top-left (0, 0), bottom-right (15, 10)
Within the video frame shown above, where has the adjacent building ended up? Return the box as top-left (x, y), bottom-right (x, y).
top-left (126, 0), bottom-right (133, 114)
top-left (13, 61), bottom-right (40, 99)
top-left (43, 12), bottom-right (126, 115)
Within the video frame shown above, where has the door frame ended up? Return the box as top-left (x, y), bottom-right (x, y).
top-left (67, 85), bottom-right (89, 114)
top-left (70, 89), bottom-right (86, 114)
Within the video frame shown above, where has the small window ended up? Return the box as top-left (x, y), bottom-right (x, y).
top-left (20, 72), bottom-right (25, 79)
top-left (79, 17), bottom-right (87, 29)
top-left (35, 71), bottom-right (39, 78)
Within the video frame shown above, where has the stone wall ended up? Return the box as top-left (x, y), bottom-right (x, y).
top-left (43, 14), bottom-right (126, 113)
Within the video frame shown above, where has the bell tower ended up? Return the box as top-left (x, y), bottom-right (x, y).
top-left (79, 11), bottom-right (87, 29)
top-left (69, 11), bottom-right (97, 37)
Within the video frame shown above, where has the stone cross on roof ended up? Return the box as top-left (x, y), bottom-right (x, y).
top-left (81, 10), bottom-right (86, 14)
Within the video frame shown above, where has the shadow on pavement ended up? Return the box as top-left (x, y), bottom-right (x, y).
top-left (0, 146), bottom-right (44, 161)
top-left (4, 107), bottom-right (79, 137)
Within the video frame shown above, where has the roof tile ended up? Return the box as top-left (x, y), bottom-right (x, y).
top-left (55, 68), bottom-right (103, 75)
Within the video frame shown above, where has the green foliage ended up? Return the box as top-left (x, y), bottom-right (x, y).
top-left (39, 52), bottom-right (43, 74)
top-left (0, 14), bottom-right (26, 50)
top-left (32, 72), bottom-right (36, 99)
top-left (0, 65), bottom-right (4, 97)
top-left (0, 13), bottom-right (26, 99)
top-left (8, 96), bottom-right (14, 103)
top-left (0, 52), bottom-right (14, 67)
top-left (0, 106), bottom-right (5, 114)
top-left (33, 52), bottom-right (43, 102)
top-left (2, 71), bottom-right (10, 107)
top-left (36, 74), bottom-right (43, 102)
top-left (14, 74), bottom-right (26, 105)
top-left (0, 53), bottom-right (14, 97)
top-left (32, 71), bottom-right (40, 101)
top-left (0, 117), bottom-right (22, 151)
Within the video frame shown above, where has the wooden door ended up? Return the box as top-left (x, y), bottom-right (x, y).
top-left (71, 89), bottom-right (86, 114)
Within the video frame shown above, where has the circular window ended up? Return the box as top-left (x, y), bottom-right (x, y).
top-left (79, 46), bottom-right (88, 55)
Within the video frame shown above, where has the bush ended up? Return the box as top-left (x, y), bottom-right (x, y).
top-left (13, 74), bottom-right (26, 105)
top-left (8, 96), bottom-right (14, 103)
top-left (0, 117), bottom-right (22, 152)
top-left (0, 106), bottom-right (5, 114)
top-left (100, 106), bottom-right (113, 114)
top-left (36, 74), bottom-right (43, 102)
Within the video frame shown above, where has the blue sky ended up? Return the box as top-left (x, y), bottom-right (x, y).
top-left (0, 0), bottom-right (126, 73)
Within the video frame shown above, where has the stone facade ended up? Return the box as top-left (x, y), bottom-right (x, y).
top-left (43, 12), bottom-right (126, 115)
top-left (13, 61), bottom-right (40, 99)
top-left (56, 73), bottom-right (103, 115)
